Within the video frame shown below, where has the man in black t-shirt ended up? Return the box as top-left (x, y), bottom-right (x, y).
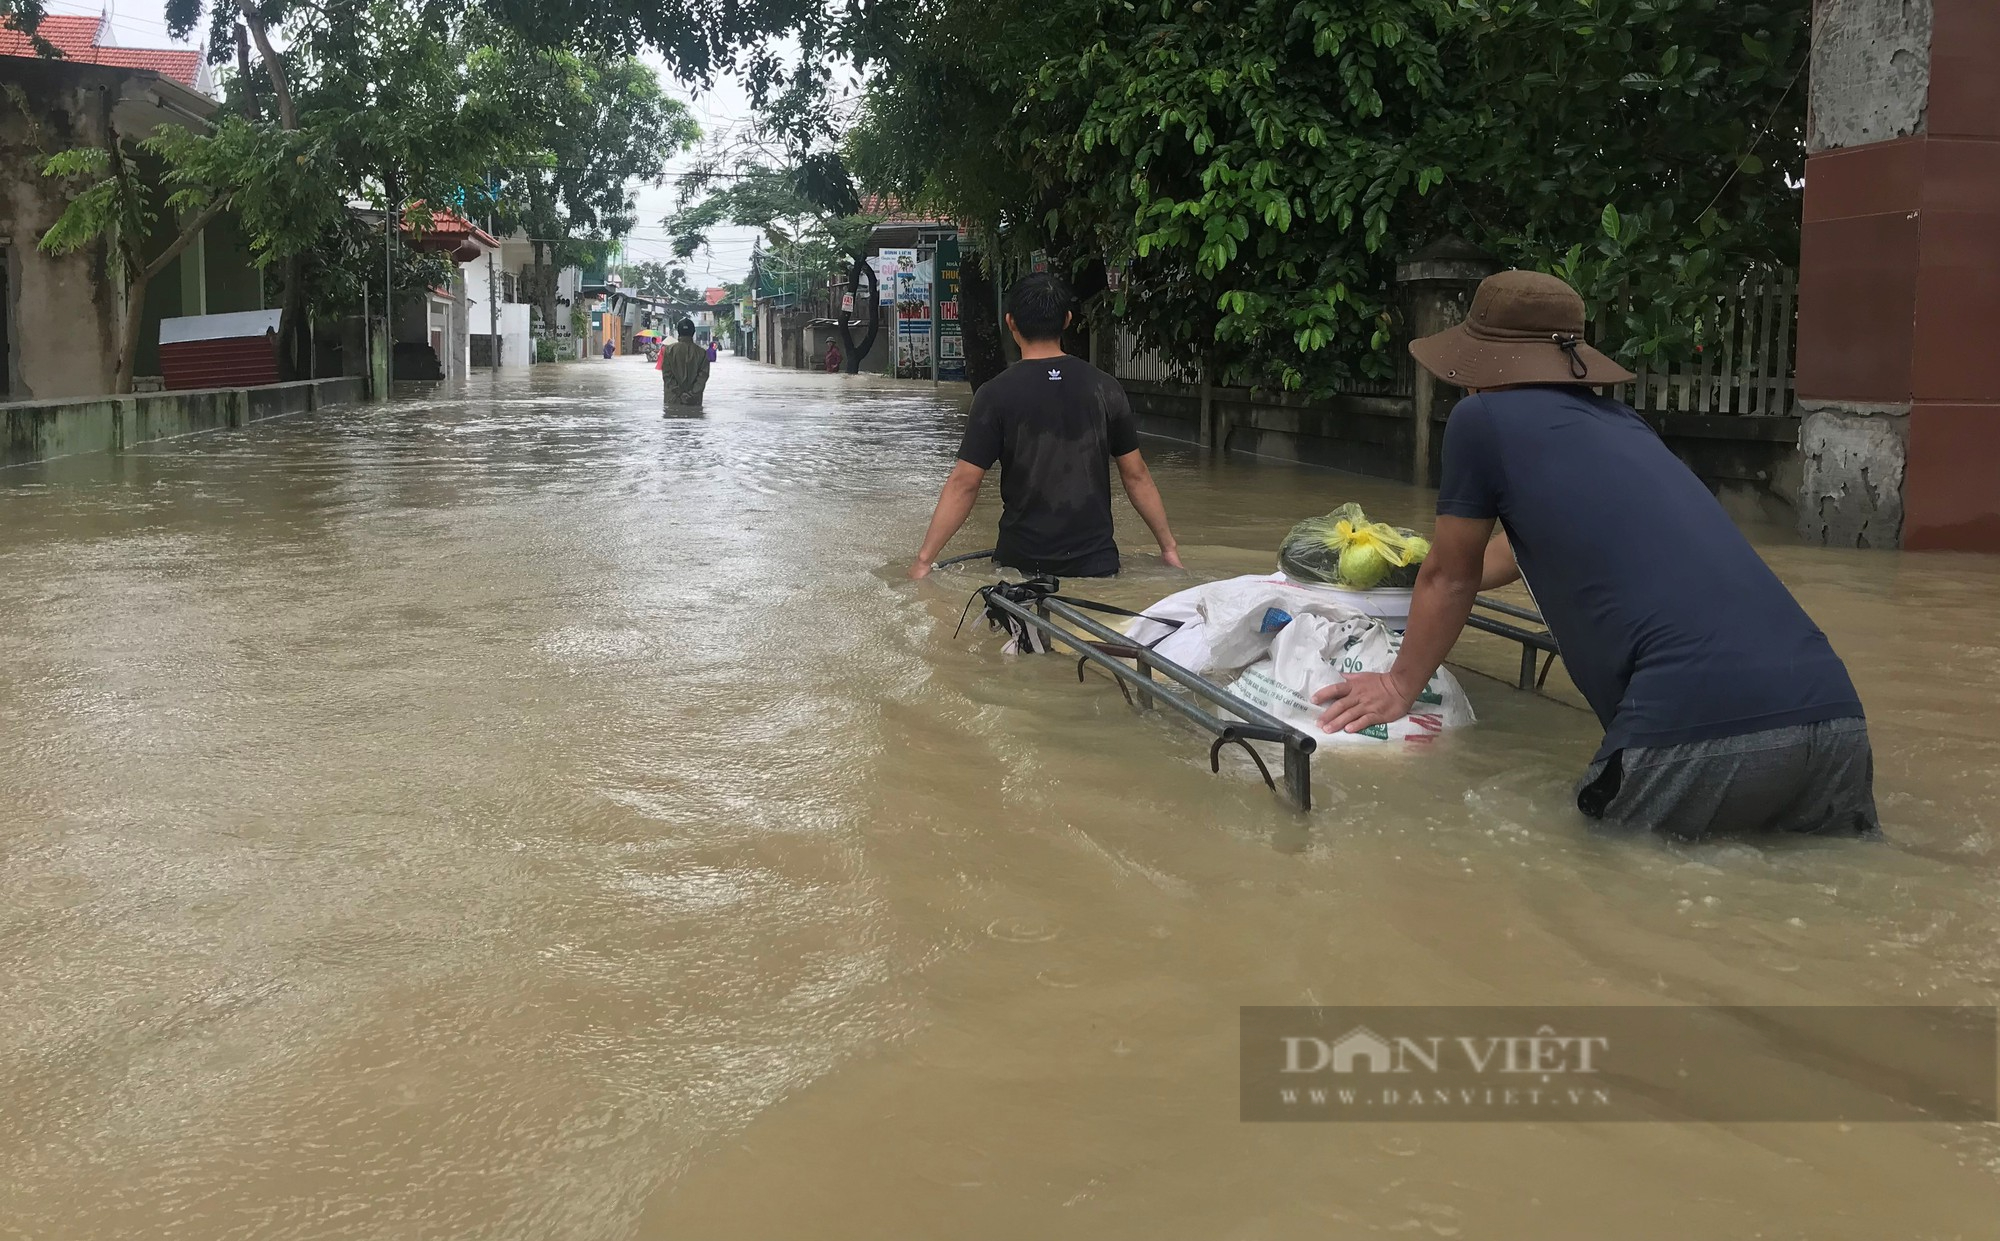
top-left (909, 273), bottom-right (1182, 579)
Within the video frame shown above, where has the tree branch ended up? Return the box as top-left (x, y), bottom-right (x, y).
top-left (236, 1), bottom-right (297, 130)
top-left (142, 195), bottom-right (231, 283)
top-left (233, 23), bottom-right (257, 121)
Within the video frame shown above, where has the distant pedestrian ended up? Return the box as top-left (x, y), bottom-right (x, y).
top-left (602, 340), bottom-right (614, 360)
top-left (824, 340), bottom-right (842, 373)
top-left (706, 339), bottom-right (719, 363)
top-left (660, 319), bottom-right (710, 410)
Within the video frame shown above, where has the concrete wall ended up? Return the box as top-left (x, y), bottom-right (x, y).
top-left (0, 61), bottom-right (121, 400)
top-left (1796, 0), bottom-right (2000, 549)
top-left (1125, 380), bottom-right (1804, 521)
top-left (1797, 403), bottom-right (1909, 546)
top-left (0, 377), bottom-right (364, 468)
top-left (1, 60), bottom-right (266, 401)
top-left (465, 291), bottom-right (532, 369)
top-left (1808, 0), bottom-right (1933, 151)
top-left (202, 212), bottom-right (264, 315)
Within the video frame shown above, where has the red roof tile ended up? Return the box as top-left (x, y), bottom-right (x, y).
top-left (402, 206), bottom-right (501, 254)
top-left (857, 194), bottom-right (953, 227)
top-left (0, 13), bottom-right (204, 88)
top-left (0, 13), bottom-right (99, 51)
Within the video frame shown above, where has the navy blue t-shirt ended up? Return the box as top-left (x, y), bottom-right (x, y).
top-left (1436, 386), bottom-right (1862, 760)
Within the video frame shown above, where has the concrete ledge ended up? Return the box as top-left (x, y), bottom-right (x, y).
top-left (1797, 403), bottom-right (1908, 548)
top-left (0, 377), bottom-right (365, 468)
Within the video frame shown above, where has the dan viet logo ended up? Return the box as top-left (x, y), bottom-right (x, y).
top-left (1242, 1005), bottom-right (2000, 1124)
top-left (1271, 1021), bottom-right (1614, 1114)
top-left (1287, 1024), bottom-right (1609, 1076)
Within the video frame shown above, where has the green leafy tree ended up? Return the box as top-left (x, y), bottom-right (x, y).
top-left (34, 0), bottom-right (703, 388)
top-left (841, 1), bottom-right (1057, 387)
top-left (462, 31), bottom-right (698, 334)
top-left (847, 0), bottom-right (1809, 392)
top-left (668, 153), bottom-right (885, 372)
top-left (1448, 0), bottom-right (1810, 359)
top-left (620, 261), bottom-right (701, 307)
top-left (37, 128), bottom-right (236, 392)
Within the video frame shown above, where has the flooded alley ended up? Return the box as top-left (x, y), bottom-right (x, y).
top-left (3, 357), bottom-right (1998, 1239)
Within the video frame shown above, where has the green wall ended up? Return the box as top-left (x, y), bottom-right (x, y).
top-left (204, 214), bottom-right (264, 313)
top-left (132, 211), bottom-right (264, 379)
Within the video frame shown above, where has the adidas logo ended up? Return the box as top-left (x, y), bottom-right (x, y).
top-left (1047, 368), bottom-right (1063, 380)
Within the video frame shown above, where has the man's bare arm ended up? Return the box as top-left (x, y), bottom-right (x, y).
top-left (909, 461), bottom-right (987, 579)
top-left (1114, 450), bottom-right (1183, 569)
top-left (1313, 514), bottom-right (1495, 732)
top-left (1482, 530), bottom-right (1520, 590)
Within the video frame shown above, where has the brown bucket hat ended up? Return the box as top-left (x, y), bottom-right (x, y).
top-left (1409, 270), bottom-right (1635, 388)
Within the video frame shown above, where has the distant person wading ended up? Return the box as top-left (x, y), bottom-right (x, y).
top-left (659, 319), bottom-right (709, 409)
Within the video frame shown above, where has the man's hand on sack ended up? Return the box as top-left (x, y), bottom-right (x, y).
top-left (1312, 670), bottom-right (1419, 734)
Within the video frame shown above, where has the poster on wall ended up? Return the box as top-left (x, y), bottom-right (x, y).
top-left (878, 248), bottom-right (914, 309)
top-left (896, 337), bottom-right (933, 376)
top-left (935, 236), bottom-right (965, 383)
top-left (876, 249), bottom-right (908, 302)
top-left (889, 248), bottom-right (932, 380)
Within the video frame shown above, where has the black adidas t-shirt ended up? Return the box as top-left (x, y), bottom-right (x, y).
top-left (957, 354), bottom-right (1141, 577)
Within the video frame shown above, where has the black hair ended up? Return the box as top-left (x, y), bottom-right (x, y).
top-left (677, 319), bottom-right (696, 337)
top-left (1005, 273), bottom-right (1073, 342)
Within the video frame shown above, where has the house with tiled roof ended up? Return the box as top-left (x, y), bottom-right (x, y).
top-left (0, 13), bottom-right (213, 96)
top-left (1, 21), bottom-right (265, 399)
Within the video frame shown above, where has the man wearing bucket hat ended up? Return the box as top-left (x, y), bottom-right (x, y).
top-left (1313, 270), bottom-right (1877, 840)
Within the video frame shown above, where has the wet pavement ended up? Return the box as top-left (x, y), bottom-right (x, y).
top-left (2, 355), bottom-right (1997, 1238)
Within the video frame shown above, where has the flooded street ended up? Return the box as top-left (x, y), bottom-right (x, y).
top-left (3, 356), bottom-right (1998, 1238)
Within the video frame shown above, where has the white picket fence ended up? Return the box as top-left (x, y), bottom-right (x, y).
top-left (1608, 272), bottom-right (1798, 417)
top-left (1114, 328), bottom-right (1191, 384)
top-left (1112, 270), bottom-right (1799, 417)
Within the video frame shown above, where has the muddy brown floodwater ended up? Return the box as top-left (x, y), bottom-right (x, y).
top-left (2, 357), bottom-right (1998, 1239)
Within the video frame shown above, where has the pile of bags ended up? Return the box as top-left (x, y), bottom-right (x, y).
top-left (1125, 576), bottom-right (1475, 746)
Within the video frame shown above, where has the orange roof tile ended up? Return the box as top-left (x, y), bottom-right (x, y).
top-left (0, 13), bottom-right (204, 89)
top-left (401, 206), bottom-right (501, 254)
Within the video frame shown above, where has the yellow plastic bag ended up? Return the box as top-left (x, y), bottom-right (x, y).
top-left (1278, 502), bottom-right (1432, 589)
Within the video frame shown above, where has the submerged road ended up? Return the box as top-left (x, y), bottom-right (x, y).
top-left (2, 356), bottom-right (1998, 1238)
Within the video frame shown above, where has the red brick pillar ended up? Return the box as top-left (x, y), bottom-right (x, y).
top-left (1795, 0), bottom-right (2000, 550)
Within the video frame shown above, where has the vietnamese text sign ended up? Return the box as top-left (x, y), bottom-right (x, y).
top-left (935, 235), bottom-right (965, 383)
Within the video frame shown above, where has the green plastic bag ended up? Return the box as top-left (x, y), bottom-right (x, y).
top-left (1278, 502), bottom-right (1432, 589)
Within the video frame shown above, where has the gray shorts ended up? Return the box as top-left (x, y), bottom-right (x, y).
top-left (1576, 717), bottom-right (1882, 841)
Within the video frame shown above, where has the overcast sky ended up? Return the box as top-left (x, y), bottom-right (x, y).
top-left (52, 0), bottom-right (768, 284)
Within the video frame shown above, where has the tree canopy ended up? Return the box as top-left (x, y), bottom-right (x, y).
top-left (33, 0), bottom-right (694, 386)
top-left (844, 0), bottom-right (1810, 392)
top-left (21, 0), bottom-right (1814, 394)
top-left (619, 260), bottom-right (700, 305)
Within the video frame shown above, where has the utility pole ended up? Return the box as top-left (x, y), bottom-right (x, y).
top-left (383, 200), bottom-right (393, 387)
top-left (487, 224), bottom-right (499, 373)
